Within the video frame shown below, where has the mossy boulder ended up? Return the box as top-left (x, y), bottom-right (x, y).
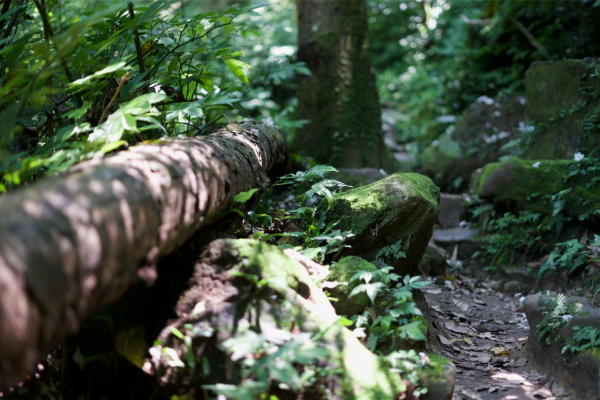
top-left (420, 96), bottom-right (528, 192)
top-left (420, 354), bottom-right (456, 400)
top-left (452, 95), bottom-right (527, 156)
top-left (523, 293), bottom-right (600, 399)
top-left (470, 157), bottom-right (600, 215)
top-left (151, 239), bottom-right (407, 400)
top-left (524, 59), bottom-right (600, 160)
top-left (326, 173), bottom-right (439, 276)
top-left (328, 256), bottom-right (378, 317)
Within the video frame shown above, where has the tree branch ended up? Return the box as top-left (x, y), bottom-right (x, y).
top-left (509, 18), bottom-right (550, 59)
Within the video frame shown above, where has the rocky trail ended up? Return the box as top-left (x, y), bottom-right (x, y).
top-left (424, 270), bottom-right (572, 399)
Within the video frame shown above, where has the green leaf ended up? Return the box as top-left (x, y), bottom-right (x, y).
top-left (89, 111), bottom-right (124, 143)
top-left (350, 270), bottom-right (373, 284)
top-left (120, 93), bottom-right (170, 115)
top-left (338, 317), bottom-right (353, 326)
top-left (223, 58), bottom-right (250, 86)
top-left (136, 0), bottom-right (166, 28)
top-left (233, 188), bottom-right (259, 203)
top-left (63, 102), bottom-right (92, 121)
top-left (365, 282), bottom-right (385, 304)
top-left (122, 113), bottom-right (138, 131)
top-left (401, 321), bottom-right (427, 341)
top-left (269, 359), bottom-right (301, 391)
top-left (0, 104), bottom-right (20, 142)
top-left (170, 327), bottom-right (185, 339)
top-left (100, 140), bottom-right (127, 154)
top-left (93, 61), bottom-right (130, 77)
top-left (368, 334), bottom-right (380, 351)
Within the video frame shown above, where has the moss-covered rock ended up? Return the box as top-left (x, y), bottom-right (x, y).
top-left (420, 95), bottom-right (528, 192)
top-left (327, 173), bottom-right (439, 276)
top-left (419, 354), bottom-right (456, 400)
top-left (524, 59), bottom-right (600, 160)
top-left (470, 157), bottom-right (600, 215)
top-left (328, 256), bottom-right (378, 316)
top-left (523, 293), bottom-right (600, 399)
top-left (452, 95), bottom-right (528, 155)
top-left (151, 239), bottom-right (406, 400)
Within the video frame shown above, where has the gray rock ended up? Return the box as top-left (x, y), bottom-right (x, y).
top-left (432, 227), bottom-right (480, 259)
top-left (432, 227), bottom-right (478, 243)
top-left (419, 240), bottom-right (447, 277)
top-left (502, 280), bottom-right (529, 295)
top-left (438, 193), bottom-right (467, 229)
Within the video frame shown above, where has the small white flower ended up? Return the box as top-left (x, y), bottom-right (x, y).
top-left (519, 296), bottom-right (526, 303)
top-left (532, 161), bottom-right (541, 168)
top-left (352, 328), bottom-right (367, 339)
top-left (562, 314), bottom-right (573, 322)
top-left (574, 152), bottom-right (585, 162)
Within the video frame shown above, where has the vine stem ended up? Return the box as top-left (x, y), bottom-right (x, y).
top-left (98, 72), bottom-right (129, 124)
top-left (127, 2), bottom-right (148, 94)
top-left (32, 0), bottom-right (85, 106)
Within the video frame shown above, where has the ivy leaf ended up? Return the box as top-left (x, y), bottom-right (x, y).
top-left (401, 321), bottom-right (426, 341)
top-left (350, 270), bottom-right (373, 284)
top-left (350, 282), bottom-right (385, 304)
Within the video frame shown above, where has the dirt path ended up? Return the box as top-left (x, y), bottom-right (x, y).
top-left (424, 275), bottom-right (573, 400)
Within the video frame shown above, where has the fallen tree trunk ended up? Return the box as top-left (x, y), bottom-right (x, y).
top-left (149, 239), bottom-right (408, 399)
top-left (0, 121), bottom-right (288, 388)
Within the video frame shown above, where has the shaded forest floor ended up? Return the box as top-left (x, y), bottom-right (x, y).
top-left (427, 270), bottom-right (571, 399)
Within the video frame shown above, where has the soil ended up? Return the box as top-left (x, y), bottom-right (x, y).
top-left (424, 273), bottom-right (573, 400)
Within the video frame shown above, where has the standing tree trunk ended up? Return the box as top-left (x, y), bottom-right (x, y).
top-left (295, 0), bottom-right (392, 169)
top-left (0, 121), bottom-right (288, 389)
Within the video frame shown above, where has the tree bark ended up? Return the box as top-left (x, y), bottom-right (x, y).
top-left (0, 121), bottom-right (288, 389)
top-left (295, 0), bottom-right (392, 170)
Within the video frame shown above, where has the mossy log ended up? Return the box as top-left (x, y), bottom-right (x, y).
top-left (149, 239), bottom-right (407, 400)
top-left (0, 122), bottom-right (288, 389)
